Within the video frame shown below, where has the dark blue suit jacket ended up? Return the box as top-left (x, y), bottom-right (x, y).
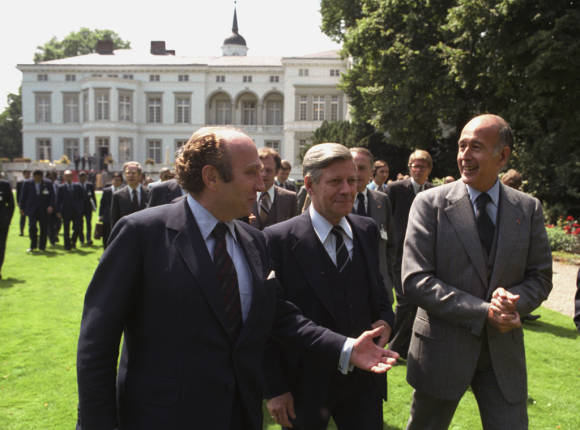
top-left (18, 178), bottom-right (55, 216)
top-left (56, 183), bottom-right (84, 219)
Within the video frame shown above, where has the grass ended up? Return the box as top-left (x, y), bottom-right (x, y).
top-left (1, 192), bottom-right (579, 429)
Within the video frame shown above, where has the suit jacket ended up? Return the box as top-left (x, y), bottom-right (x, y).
top-left (18, 178), bottom-right (55, 216)
top-left (79, 182), bottom-right (97, 214)
top-left (98, 185), bottom-right (123, 225)
top-left (147, 179), bottom-right (183, 207)
top-left (367, 189), bottom-right (397, 303)
top-left (385, 178), bottom-right (433, 288)
top-left (402, 180), bottom-right (552, 403)
top-left (0, 180), bottom-right (15, 225)
top-left (250, 185), bottom-right (297, 230)
top-left (110, 186), bottom-right (150, 228)
top-left (56, 183), bottom-right (84, 219)
top-left (276, 178), bottom-right (296, 192)
top-left (263, 213), bottom-right (394, 402)
top-left (77, 199), bottom-right (346, 430)
top-left (16, 180), bottom-right (25, 209)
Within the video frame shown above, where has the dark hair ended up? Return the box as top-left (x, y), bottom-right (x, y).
top-left (258, 147), bottom-right (282, 171)
top-left (372, 160), bottom-right (389, 177)
top-left (33, 170), bottom-right (43, 177)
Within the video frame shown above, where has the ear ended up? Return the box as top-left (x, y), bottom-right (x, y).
top-left (498, 146), bottom-right (511, 167)
top-left (304, 175), bottom-right (314, 195)
top-left (201, 165), bottom-right (219, 190)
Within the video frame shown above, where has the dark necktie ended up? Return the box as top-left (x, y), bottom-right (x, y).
top-left (131, 188), bottom-right (139, 212)
top-left (259, 192), bottom-right (271, 224)
top-left (475, 193), bottom-right (495, 255)
top-left (212, 223), bottom-right (243, 338)
top-left (355, 192), bottom-right (367, 216)
top-left (331, 225), bottom-right (350, 272)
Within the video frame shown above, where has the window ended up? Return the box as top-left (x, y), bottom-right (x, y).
top-left (175, 95), bottom-right (191, 124)
top-left (63, 93), bottom-right (80, 123)
top-left (118, 137), bottom-right (133, 163)
top-left (147, 139), bottom-right (162, 164)
top-left (82, 90), bottom-right (89, 122)
top-left (65, 74), bottom-right (76, 81)
top-left (299, 69), bottom-right (309, 77)
top-left (96, 137), bottom-right (110, 160)
top-left (242, 101), bottom-right (257, 125)
top-left (269, 75), bottom-right (280, 83)
top-left (122, 74), bottom-right (134, 79)
top-left (91, 74), bottom-right (102, 77)
top-left (266, 101), bottom-right (282, 125)
top-left (243, 75), bottom-right (252, 83)
top-left (265, 140), bottom-right (281, 152)
top-left (63, 138), bottom-right (80, 160)
top-left (149, 74), bottom-right (160, 82)
top-left (118, 91), bottom-right (133, 122)
top-left (216, 75), bottom-right (225, 83)
top-left (299, 96), bottom-right (307, 121)
top-left (83, 137), bottom-right (90, 155)
top-left (175, 139), bottom-right (188, 153)
top-left (107, 74), bottom-right (118, 78)
top-left (36, 138), bottom-right (52, 161)
top-left (297, 139), bottom-right (308, 163)
top-left (313, 96), bottom-right (325, 121)
top-left (330, 95), bottom-right (339, 121)
top-left (178, 74), bottom-right (189, 82)
top-left (94, 89), bottom-right (110, 121)
top-left (330, 69), bottom-right (340, 77)
top-left (215, 100), bottom-right (232, 124)
top-left (37, 74), bottom-right (48, 81)
top-left (147, 94), bottom-right (162, 123)
top-left (35, 93), bottom-right (51, 123)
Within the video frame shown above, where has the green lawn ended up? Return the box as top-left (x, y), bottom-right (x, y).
top-left (1, 194), bottom-right (579, 429)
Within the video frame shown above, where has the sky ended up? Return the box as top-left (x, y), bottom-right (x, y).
top-left (0, 0), bottom-right (341, 111)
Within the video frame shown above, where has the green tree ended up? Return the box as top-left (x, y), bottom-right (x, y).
top-left (0, 90), bottom-right (22, 159)
top-left (34, 28), bottom-right (130, 63)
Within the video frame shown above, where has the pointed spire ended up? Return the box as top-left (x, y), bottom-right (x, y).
top-left (232, 7), bottom-right (239, 34)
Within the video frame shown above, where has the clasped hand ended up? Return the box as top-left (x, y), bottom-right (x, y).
top-left (487, 287), bottom-right (521, 333)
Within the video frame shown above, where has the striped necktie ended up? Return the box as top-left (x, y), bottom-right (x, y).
top-left (331, 225), bottom-right (350, 272)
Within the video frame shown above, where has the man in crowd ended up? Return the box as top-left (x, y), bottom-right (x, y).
top-left (110, 161), bottom-right (150, 228)
top-left (98, 173), bottom-right (124, 248)
top-left (250, 147), bottom-right (297, 230)
top-left (402, 114), bottom-right (552, 429)
top-left (367, 159), bottom-right (389, 193)
top-left (147, 167), bottom-right (174, 190)
top-left (386, 149), bottom-right (433, 359)
top-left (16, 170), bottom-right (31, 236)
top-left (78, 171), bottom-right (96, 246)
top-left (0, 173), bottom-right (14, 278)
top-left (351, 147), bottom-right (397, 304)
top-left (275, 159), bottom-right (296, 191)
top-left (147, 177), bottom-right (184, 207)
top-left (19, 170), bottom-right (55, 252)
top-left (264, 143), bottom-right (396, 430)
top-left (76, 127), bottom-right (397, 430)
top-left (56, 170), bottom-right (84, 251)
top-left (46, 170), bottom-right (61, 245)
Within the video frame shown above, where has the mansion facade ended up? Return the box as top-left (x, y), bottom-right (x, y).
top-left (17, 13), bottom-right (348, 178)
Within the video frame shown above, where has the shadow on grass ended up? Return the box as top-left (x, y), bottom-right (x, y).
top-left (70, 248), bottom-right (91, 256)
top-left (524, 319), bottom-right (579, 339)
top-left (0, 277), bottom-right (25, 288)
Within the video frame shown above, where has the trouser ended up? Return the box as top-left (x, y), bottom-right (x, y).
top-left (388, 292), bottom-right (417, 359)
top-left (19, 212), bottom-right (26, 235)
top-left (0, 222), bottom-right (9, 272)
top-left (79, 211), bottom-right (92, 243)
top-left (102, 221), bottom-right (111, 248)
top-left (48, 212), bottom-right (61, 243)
top-left (63, 216), bottom-right (82, 249)
top-left (28, 209), bottom-right (48, 250)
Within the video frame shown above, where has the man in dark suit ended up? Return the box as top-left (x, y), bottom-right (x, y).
top-left (275, 159), bottom-right (297, 191)
top-left (147, 178), bottom-right (183, 207)
top-left (351, 148), bottom-right (397, 304)
top-left (402, 114), bottom-right (552, 429)
top-left (385, 149), bottom-right (433, 358)
top-left (78, 171), bottom-right (97, 246)
top-left (16, 170), bottom-right (31, 236)
top-left (19, 170), bottom-right (55, 252)
top-left (98, 173), bottom-right (123, 248)
top-left (575, 268), bottom-right (580, 332)
top-left (56, 170), bottom-right (84, 250)
top-left (264, 143), bottom-right (397, 430)
top-left (46, 170), bottom-right (61, 245)
top-left (77, 127), bottom-right (396, 430)
top-left (250, 148), bottom-right (297, 230)
top-left (0, 175), bottom-right (15, 278)
top-left (111, 162), bottom-right (150, 228)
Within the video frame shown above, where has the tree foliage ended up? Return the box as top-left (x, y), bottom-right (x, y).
top-left (34, 28), bottom-right (130, 63)
top-left (321, 0), bottom-right (580, 216)
top-left (0, 90), bottom-right (22, 159)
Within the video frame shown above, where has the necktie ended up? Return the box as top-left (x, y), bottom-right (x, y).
top-left (355, 192), bottom-right (367, 216)
top-left (131, 188), bottom-right (139, 212)
top-left (331, 225), bottom-right (350, 272)
top-left (475, 193), bottom-right (495, 255)
top-left (259, 192), bottom-right (271, 224)
top-left (212, 223), bottom-right (243, 338)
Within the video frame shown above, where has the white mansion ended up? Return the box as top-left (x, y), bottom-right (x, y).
top-left (17, 11), bottom-right (348, 178)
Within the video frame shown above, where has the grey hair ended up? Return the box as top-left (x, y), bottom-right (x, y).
top-left (303, 143), bottom-right (353, 183)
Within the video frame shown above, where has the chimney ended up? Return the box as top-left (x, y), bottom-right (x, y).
top-left (96, 40), bottom-right (114, 55)
top-left (150, 41), bottom-right (167, 55)
top-left (166, 49), bottom-right (176, 55)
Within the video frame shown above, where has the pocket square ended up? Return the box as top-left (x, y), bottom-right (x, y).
top-left (267, 270), bottom-right (276, 280)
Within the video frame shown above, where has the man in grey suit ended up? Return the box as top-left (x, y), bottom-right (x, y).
top-left (402, 114), bottom-right (552, 429)
top-left (249, 147), bottom-right (297, 230)
top-left (351, 147), bottom-right (397, 304)
top-left (111, 162), bottom-right (150, 228)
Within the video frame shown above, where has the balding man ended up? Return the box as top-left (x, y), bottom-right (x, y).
top-left (402, 114), bottom-right (552, 429)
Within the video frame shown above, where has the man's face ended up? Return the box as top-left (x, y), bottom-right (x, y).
top-left (124, 166), bottom-right (141, 187)
top-left (215, 136), bottom-right (264, 220)
top-left (457, 117), bottom-right (510, 192)
top-left (33, 173), bottom-right (42, 183)
top-left (408, 158), bottom-right (431, 185)
top-left (352, 151), bottom-right (372, 193)
top-left (260, 155), bottom-right (277, 191)
top-left (23, 171), bottom-right (31, 179)
top-left (79, 175), bottom-right (86, 183)
top-left (112, 177), bottom-right (123, 188)
top-left (307, 159), bottom-right (356, 225)
top-left (277, 166), bottom-right (290, 183)
top-left (374, 165), bottom-right (389, 185)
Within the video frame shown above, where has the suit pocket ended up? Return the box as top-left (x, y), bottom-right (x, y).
top-left (413, 316), bottom-right (445, 341)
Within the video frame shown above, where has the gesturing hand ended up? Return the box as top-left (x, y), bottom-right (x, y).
top-left (350, 326), bottom-right (399, 373)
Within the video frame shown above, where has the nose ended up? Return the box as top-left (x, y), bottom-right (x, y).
top-left (255, 172), bottom-right (265, 192)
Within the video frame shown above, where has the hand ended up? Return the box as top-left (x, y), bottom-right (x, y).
top-left (57, 212), bottom-right (62, 219)
top-left (266, 392), bottom-right (295, 428)
top-left (350, 326), bottom-right (399, 373)
top-left (487, 305), bottom-right (522, 333)
top-left (20, 209), bottom-right (24, 216)
top-left (490, 287), bottom-right (520, 314)
top-left (47, 206), bottom-right (53, 214)
top-left (371, 319), bottom-right (392, 348)
top-left (248, 212), bottom-right (256, 223)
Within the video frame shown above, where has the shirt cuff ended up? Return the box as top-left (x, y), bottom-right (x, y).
top-left (338, 337), bottom-right (356, 375)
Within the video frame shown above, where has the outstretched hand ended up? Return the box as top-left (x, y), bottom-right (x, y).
top-left (350, 326), bottom-right (399, 373)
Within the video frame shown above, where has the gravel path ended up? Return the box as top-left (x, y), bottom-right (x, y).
top-left (543, 260), bottom-right (578, 317)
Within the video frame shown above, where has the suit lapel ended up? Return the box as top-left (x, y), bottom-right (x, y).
top-left (443, 182), bottom-right (488, 286)
top-left (404, 180), bottom-right (416, 210)
top-left (367, 191), bottom-right (383, 223)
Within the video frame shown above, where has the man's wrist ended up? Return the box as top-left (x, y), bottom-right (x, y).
top-left (338, 337), bottom-right (356, 375)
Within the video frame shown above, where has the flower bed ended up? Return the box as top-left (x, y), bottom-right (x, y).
top-left (546, 216), bottom-right (580, 254)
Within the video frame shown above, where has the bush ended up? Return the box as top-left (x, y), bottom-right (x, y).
top-left (545, 215), bottom-right (580, 254)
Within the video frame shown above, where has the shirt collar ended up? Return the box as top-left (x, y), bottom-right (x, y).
top-left (308, 204), bottom-right (353, 244)
top-left (186, 194), bottom-right (237, 242)
top-left (465, 179), bottom-right (500, 208)
top-left (257, 184), bottom-right (275, 202)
